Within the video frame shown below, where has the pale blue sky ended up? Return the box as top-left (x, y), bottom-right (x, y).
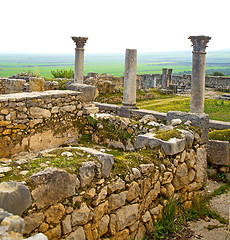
top-left (0, 0), bottom-right (229, 54)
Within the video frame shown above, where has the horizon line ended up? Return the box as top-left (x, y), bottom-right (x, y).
top-left (0, 48), bottom-right (230, 55)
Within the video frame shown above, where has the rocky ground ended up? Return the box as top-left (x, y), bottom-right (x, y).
top-left (187, 180), bottom-right (230, 240)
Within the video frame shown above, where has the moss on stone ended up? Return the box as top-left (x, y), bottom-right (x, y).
top-left (154, 129), bottom-right (183, 141)
top-left (112, 148), bottom-right (159, 177)
top-left (208, 129), bottom-right (230, 142)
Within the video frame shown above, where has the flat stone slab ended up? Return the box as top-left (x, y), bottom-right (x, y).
top-left (0, 90), bottom-right (82, 102)
top-left (76, 147), bottom-right (114, 178)
top-left (135, 133), bottom-right (186, 155)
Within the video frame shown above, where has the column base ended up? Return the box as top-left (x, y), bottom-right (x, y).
top-left (122, 103), bottom-right (137, 109)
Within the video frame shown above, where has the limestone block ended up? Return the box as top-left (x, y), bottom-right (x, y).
top-left (142, 211), bottom-right (151, 223)
top-left (196, 146), bottom-right (207, 185)
top-left (109, 191), bottom-right (128, 211)
top-left (1, 215), bottom-right (24, 234)
top-left (139, 164), bottom-right (155, 175)
top-left (92, 186), bottom-right (107, 206)
top-left (135, 133), bottom-right (186, 155)
top-left (62, 215), bottom-right (72, 235)
top-left (135, 222), bottom-right (146, 240)
top-left (98, 214), bottom-right (110, 237)
top-left (83, 107), bottom-right (99, 115)
top-left (115, 204), bottom-right (139, 231)
top-left (162, 172), bottom-right (173, 185)
top-left (0, 208), bottom-right (12, 223)
top-left (110, 228), bottom-right (129, 240)
top-left (44, 203), bottom-right (65, 224)
top-left (29, 77), bottom-right (44, 92)
top-left (67, 83), bottom-right (96, 102)
top-left (207, 140), bottom-right (229, 166)
top-left (127, 181), bottom-right (140, 202)
top-left (23, 213), bottom-right (44, 235)
top-left (84, 223), bottom-right (93, 240)
top-left (71, 203), bottom-right (93, 226)
top-left (44, 224), bottom-right (61, 240)
top-left (144, 181), bottom-right (161, 210)
top-left (175, 163), bottom-right (189, 188)
top-left (93, 201), bottom-right (109, 222)
top-left (131, 168), bottom-right (141, 179)
top-left (107, 177), bottom-right (125, 193)
top-left (79, 162), bottom-right (96, 188)
top-left (66, 226), bottom-right (86, 240)
top-left (0, 182), bottom-right (32, 215)
top-left (185, 150), bottom-right (196, 168)
top-left (26, 233), bottom-right (48, 240)
top-left (60, 105), bottom-right (76, 113)
top-left (31, 168), bottom-right (80, 209)
top-left (77, 147), bottom-right (114, 178)
top-left (150, 204), bottom-right (163, 216)
top-left (29, 107), bottom-right (51, 118)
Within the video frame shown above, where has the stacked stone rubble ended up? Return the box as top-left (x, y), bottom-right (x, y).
top-left (0, 125), bottom-right (206, 240)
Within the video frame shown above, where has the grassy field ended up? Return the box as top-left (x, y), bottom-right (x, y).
top-left (137, 96), bottom-right (230, 122)
top-left (1, 50), bottom-right (230, 78)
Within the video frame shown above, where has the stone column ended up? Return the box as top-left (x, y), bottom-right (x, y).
top-left (168, 69), bottom-right (173, 85)
top-left (161, 68), bottom-right (167, 89)
top-left (71, 37), bottom-right (88, 84)
top-left (150, 76), bottom-right (156, 88)
top-left (189, 36), bottom-right (211, 113)
top-left (122, 49), bottom-right (137, 108)
top-left (136, 76), bottom-right (141, 90)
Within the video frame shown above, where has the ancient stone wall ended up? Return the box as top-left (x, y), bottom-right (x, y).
top-left (0, 77), bottom-right (60, 94)
top-left (172, 75), bottom-right (230, 92)
top-left (15, 131), bottom-right (206, 240)
top-left (137, 74), bottom-right (230, 92)
top-left (0, 90), bottom-right (86, 158)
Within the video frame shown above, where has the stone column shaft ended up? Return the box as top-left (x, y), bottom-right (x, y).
top-left (122, 49), bottom-right (137, 108)
top-left (161, 68), bottom-right (168, 89)
top-left (72, 37), bottom-right (88, 84)
top-left (74, 48), bottom-right (84, 83)
top-left (168, 69), bottom-right (173, 85)
top-left (189, 36), bottom-right (211, 113)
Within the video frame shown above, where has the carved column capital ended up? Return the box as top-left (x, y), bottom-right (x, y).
top-left (71, 37), bottom-right (88, 49)
top-left (188, 35), bottom-right (211, 53)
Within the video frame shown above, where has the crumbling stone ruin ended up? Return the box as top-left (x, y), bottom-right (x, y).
top-left (0, 35), bottom-right (230, 240)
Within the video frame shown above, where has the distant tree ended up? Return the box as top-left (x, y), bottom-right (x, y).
top-left (212, 71), bottom-right (225, 76)
top-left (51, 69), bottom-right (74, 78)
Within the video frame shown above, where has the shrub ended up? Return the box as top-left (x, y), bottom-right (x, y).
top-left (51, 69), bottom-right (74, 79)
top-left (212, 71), bottom-right (225, 76)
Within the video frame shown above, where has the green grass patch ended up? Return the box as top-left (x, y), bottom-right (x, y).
top-left (137, 97), bottom-right (230, 122)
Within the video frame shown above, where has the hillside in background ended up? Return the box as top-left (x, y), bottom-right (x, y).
top-left (1, 50), bottom-right (230, 78)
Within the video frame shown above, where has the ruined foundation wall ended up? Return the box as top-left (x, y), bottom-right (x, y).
top-left (137, 74), bottom-right (230, 92)
top-left (172, 75), bottom-right (230, 92)
top-left (0, 90), bottom-right (84, 158)
top-left (20, 138), bottom-right (207, 240)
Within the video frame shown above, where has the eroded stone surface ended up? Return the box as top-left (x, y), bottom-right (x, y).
top-left (0, 182), bottom-right (31, 215)
top-left (31, 168), bottom-right (80, 209)
top-left (115, 204), bottom-right (139, 231)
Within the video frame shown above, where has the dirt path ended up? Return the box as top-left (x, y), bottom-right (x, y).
top-left (188, 180), bottom-right (230, 240)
